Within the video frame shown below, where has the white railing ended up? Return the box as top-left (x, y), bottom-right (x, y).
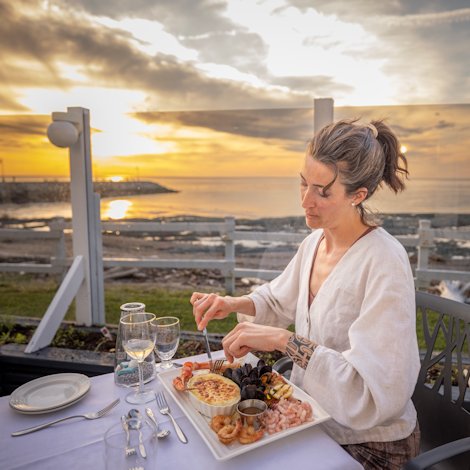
top-left (0, 217), bottom-right (468, 293)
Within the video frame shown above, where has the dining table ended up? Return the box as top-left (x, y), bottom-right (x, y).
top-left (0, 352), bottom-right (364, 470)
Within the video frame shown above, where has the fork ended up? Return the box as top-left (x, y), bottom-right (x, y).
top-left (11, 398), bottom-right (120, 436)
top-left (210, 358), bottom-right (225, 374)
top-left (202, 327), bottom-right (213, 363)
top-left (155, 391), bottom-right (188, 444)
top-left (121, 415), bottom-right (137, 458)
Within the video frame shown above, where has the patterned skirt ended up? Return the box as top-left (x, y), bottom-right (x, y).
top-left (342, 423), bottom-right (420, 470)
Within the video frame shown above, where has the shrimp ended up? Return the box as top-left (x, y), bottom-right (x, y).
top-left (238, 425), bottom-right (265, 444)
top-left (210, 415), bottom-right (231, 433)
top-left (217, 417), bottom-right (242, 444)
top-left (172, 361), bottom-right (212, 391)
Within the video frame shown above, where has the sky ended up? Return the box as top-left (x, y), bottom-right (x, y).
top-left (0, 0), bottom-right (469, 179)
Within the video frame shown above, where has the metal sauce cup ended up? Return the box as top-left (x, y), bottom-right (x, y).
top-left (237, 399), bottom-right (267, 429)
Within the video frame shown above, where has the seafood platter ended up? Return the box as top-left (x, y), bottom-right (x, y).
top-left (158, 352), bottom-right (330, 461)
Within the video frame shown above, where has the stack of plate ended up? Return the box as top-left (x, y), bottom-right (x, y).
top-left (9, 373), bottom-right (91, 414)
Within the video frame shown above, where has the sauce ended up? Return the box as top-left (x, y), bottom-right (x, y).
top-left (241, 406), bottom-right (264, 415)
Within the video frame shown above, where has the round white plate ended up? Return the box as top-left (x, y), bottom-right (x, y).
top-left (9, 373), bottom-right (91, 414)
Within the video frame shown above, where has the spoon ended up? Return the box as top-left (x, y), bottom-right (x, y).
top-left (127, 410), bottom-right (147, 459)
top-left (145, 407), bottom-right (171, 439)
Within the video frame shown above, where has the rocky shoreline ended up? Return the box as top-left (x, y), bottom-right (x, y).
top-left (0, 180), bottom-right (177, 204)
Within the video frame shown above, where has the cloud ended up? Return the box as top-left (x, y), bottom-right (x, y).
top-left (0, 115), bottom-right (48, 138)
top-left (381, 7), bottom-right (470, 27)
top-left (0, 93), bottom-right (30, 112)
top-left (0, 0), bottom-right (469, 114)
top-left (0, 0), bottom-right (317, 111)
top-left (133, 108), bottom-right (313, 143)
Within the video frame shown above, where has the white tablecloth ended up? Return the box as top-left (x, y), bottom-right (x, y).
top-left (0, 354), bottom-right (363, 470)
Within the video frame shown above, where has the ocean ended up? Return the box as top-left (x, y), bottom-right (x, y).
top-left (0, 177), bottom-right (469, 221)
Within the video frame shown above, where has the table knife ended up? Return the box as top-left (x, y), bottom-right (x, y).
top-left (138, 428), bottom-right (147, 459)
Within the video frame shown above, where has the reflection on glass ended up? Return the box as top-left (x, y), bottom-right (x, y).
top-left (103, 199), bottom-right (132, 220)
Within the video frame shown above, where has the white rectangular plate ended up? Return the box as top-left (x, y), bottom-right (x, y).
top-left (158, 353), bottom-right (331, 461)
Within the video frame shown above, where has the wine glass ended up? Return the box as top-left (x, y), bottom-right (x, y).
top-left (154, 316), bottom-right (180, 370)
top-left (120, 312), bottom-right (157, 404)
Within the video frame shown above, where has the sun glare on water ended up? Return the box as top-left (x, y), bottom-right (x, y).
top-left (103, 199), bottom-right (133, 220)
top-left (109, 176), bottom-right (124, 182)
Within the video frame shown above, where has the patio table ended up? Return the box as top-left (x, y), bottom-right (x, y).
top-left (0, 353), bottom-right (363, 470)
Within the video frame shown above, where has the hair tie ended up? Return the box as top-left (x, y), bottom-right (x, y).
top-left (366, 123), bottom-right (378, 138)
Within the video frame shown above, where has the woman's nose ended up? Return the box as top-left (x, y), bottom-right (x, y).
top-left (301, 187), bottom-right (316, 208)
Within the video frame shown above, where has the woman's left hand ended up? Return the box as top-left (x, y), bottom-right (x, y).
top-left (222, 322), bottom-right (292, 363)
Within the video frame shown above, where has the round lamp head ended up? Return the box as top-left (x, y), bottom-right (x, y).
top-left (47, 121), bottom-right (79, 148)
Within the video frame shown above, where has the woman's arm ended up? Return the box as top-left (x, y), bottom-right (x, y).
top-left (285, 334), bottom-right (318, 369)
top-left (222, 322), bottom-right (293, 363)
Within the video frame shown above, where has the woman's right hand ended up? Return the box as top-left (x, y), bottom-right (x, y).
top-left (190, 292), bottom-right (237, 330)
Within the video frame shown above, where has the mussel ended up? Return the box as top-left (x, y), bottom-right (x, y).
top-left (242, 363), bottom-right (252, 376)
top-left (240, 384), bottom-right (258, 400)
top-left (231, 367), bottom-right (244, 386)
top-left (259, 364), bottom-right (272, 376)
top-left (249, 368), bottom-right (259, 381)
top-left (241, 377), bottom-right (253, 388)
top-left (225, 360), bottom-right (276, 404)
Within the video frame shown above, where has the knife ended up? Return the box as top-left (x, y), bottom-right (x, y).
top-left (137, 426), bottom-right (147, 459)
top-left (202, 327), bottom-right (212, 364)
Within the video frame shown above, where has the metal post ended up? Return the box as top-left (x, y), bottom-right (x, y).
top-left (416, 219), bottom-right (434, 289)
top-left (224, 217), bottom-right (236, 295)
top-left (25, 107), bottom-right (105, 352)
top-left (66, 107), bottom-right (97, 325)
top-left (93, 193), bottom-right (105, 324)
top-left (314, 98), bottom-right (334, 134)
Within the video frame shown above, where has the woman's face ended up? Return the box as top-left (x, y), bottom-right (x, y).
top-left (300, 156), bottom-right (355, 230)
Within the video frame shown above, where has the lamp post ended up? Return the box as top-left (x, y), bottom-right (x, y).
top-left (25, 107), bottom-right (104, 353)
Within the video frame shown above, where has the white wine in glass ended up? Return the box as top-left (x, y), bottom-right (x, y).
top-left (154, 316), bottom-right (180, 370)
top-left (120, 312), bottom-right (156, 404)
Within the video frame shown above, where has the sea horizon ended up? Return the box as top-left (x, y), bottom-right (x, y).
top-left (0, 176), bottom-right (469, 220)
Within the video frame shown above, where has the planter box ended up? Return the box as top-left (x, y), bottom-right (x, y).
top-left (0, 343), bottom-right (114, 397)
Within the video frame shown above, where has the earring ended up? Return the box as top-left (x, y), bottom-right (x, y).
top-left (351, 203), bottom-right (356, 207)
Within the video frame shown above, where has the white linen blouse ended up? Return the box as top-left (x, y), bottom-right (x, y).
top-left (245, 227), bottom-right (420, 445)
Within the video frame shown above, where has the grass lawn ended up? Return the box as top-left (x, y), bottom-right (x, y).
top-left (0, 273), bottom-right (447, 350)
top-left (0, 273), bottom-right (237, 334)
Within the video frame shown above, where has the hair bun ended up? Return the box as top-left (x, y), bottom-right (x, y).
top-left (366, 123), bottom-right (378, 138)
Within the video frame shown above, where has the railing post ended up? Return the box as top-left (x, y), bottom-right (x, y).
top-left (416, 219), bottom-right (434, 289)
top-left (223, 217), bottom-right (236, 295)
top-left (50, 217), bottom-right (66, 279)
top-left (314, 98), bottom-right (334, 134)
top-left (92, 193), bottom-right (105, 324)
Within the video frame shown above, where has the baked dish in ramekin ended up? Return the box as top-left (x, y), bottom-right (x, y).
top-left (187, 373), bottom-right (240, 418)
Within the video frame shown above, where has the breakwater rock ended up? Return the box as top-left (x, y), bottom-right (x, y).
top-left (0, 181), bottom-right (177, 203)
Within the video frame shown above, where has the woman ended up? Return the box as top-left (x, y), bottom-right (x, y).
top-left (191, 119), bottom-right (421, 469)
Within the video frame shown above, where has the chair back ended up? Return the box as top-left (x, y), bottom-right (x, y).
top-left (413, 291), bottom-right (470, 470)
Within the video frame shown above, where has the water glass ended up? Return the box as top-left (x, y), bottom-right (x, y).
top-left (154, 316), bottom-right (180, 370)
top-left (104, 421), bottom-right (157, 470)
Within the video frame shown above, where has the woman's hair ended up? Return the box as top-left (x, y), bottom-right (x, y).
top-left (306, 118), bottom-right (408, 224)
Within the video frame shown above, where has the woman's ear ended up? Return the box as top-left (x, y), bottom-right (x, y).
top-left (352, 188), bottom-right (368, 205)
